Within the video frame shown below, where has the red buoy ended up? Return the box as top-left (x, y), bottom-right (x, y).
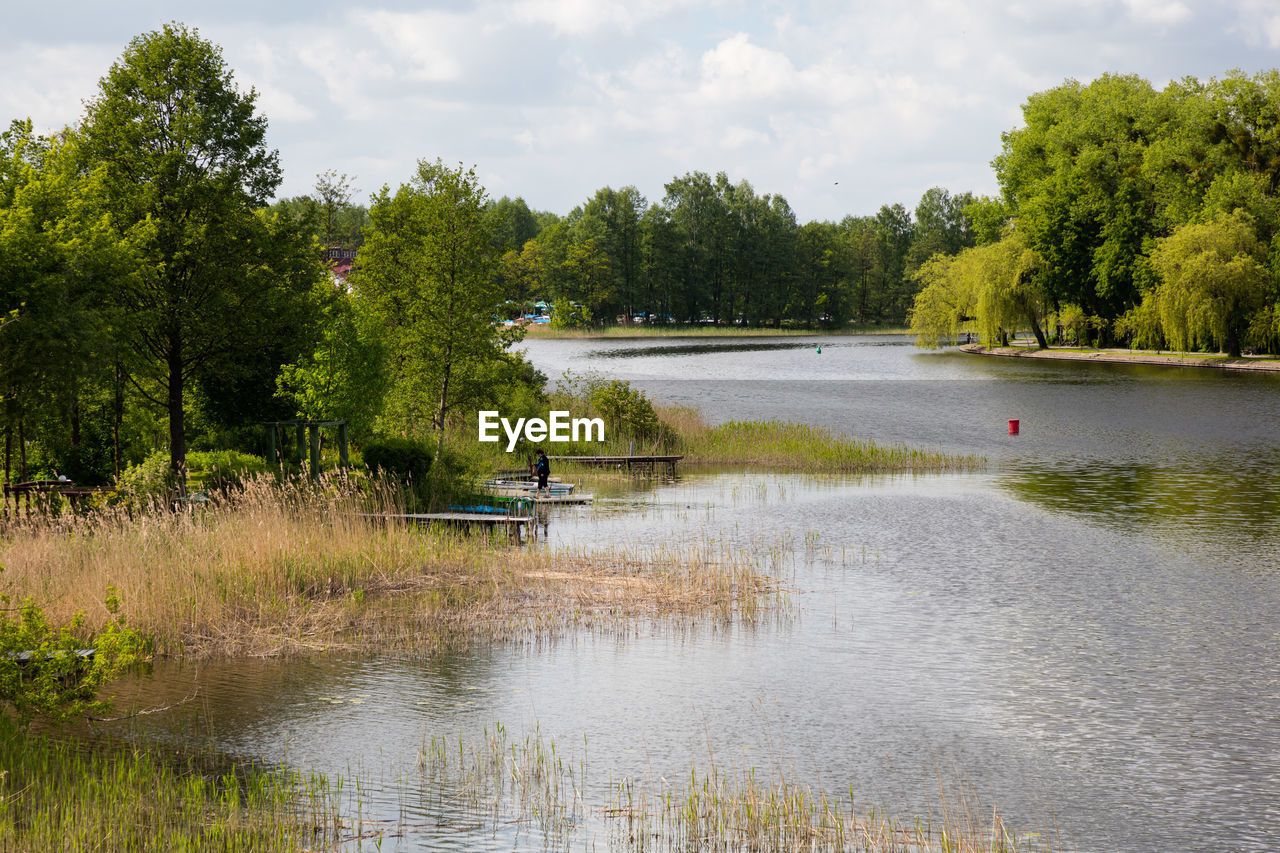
top-left (1008, 419), bottom-right (1020, 435)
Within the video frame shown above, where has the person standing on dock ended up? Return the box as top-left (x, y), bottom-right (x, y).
top-left (535, 449), bottom-right (550, 496)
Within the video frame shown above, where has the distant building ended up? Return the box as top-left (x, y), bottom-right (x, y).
top-left (324, 246), bottom-right (357, 287)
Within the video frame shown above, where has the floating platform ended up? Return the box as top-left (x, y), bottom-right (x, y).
top-left (527, 493), bottom-right (593, 504)
top-left (547, 455), bottom-right (683, 477)
top-left (359, 512), bottom-right (532, 541)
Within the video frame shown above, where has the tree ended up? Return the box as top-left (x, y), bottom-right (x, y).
top-left (908, 253), bottom-right (976, 347)
top-left (0, 124), bottom-right (127, 484)
top-left (276, 284), bottom-right (387, 441)
top-left (79, 23), bottom-right (321, 486)
top-left (909, 230), bottom-right (1048, 348)
top-left (1149, 211), bottom-right (1270, 357)
top-left (357, 159), bottom-right (517, 455)
top-left (485, 196), bottom-right (541, 255)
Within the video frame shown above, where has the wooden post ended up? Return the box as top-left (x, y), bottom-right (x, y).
top-left (18, 416), bottom-right (26, 482)
top-left (266, 425), bottom-right (277, 467)
top-left (308, 424), bottom-right (320, 478)
top-left (338, 422), bottom-right (349, 469)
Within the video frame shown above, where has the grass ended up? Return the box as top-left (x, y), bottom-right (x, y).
top-left (0, 476), bottom-right (783, 658)
top-left (662, 406), bottom-right (981, 474)
top-left (0, 714), bottom-right (342, 852)
top-left (413, 722), bottom-right (1055, 853)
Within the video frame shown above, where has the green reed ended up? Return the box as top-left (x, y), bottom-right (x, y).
top-left (0, 715), bottom-right (342, 852)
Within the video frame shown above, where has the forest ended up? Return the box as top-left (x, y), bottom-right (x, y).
top-left (5, 24), bottom-right (1280, 492)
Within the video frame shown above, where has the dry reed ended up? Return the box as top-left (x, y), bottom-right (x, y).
top-left (0, 477), bottom-right (782, 658)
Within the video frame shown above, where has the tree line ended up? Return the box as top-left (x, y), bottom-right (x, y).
top-left (910, 71), bottom-right (1280, 357)
top-left (482, 178), bottom-right (976, 329)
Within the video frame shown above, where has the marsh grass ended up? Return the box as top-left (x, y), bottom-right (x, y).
top-left (666, 409), bottom-right (981, 474)
top-left (412, 723), bottom-right (1053, 853)
top-left (0, 714), bottom-right (341, 852)
top-left (0, 477), bottom-right (782, 657)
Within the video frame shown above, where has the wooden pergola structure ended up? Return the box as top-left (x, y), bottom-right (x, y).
top-left (262, 419), bottom-right (349, 478)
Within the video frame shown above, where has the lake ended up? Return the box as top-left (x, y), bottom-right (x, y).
top-left (113, 335), bottom-right (1280, 852)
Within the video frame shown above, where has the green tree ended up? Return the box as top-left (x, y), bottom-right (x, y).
top-left (485, 196), bottom-right (541, 255)
top-left (357, 159), bottom-right (517, 455)
top-left (78, 23), bottom-right (321, 486)
top-left (0, 124), bottom-right (127, 484)
top-left (1149, 211), bottom-right (1270, 357)
top-left (908, 253), bottom-right (976, 347)
top-left (276, 285), bottom-right (387, 441)
top-left (909, 230), bottom-right (1048, 348)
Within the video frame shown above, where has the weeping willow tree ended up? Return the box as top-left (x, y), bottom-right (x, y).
top-left (908, 253), bottom-right (975, 347)
top-left (909, 230), bottom-right (1048, 348)
top-left (1148, 211), bottom-right (1270, 358)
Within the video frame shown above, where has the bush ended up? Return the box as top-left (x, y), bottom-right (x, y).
top-left (0, 571), bottom-right (147, 725)
top-left (589, 379), bottom-right (674, 446)
top-left (115, 450), bottom-right (178, 502)
top-left (362, 437), bottom-right (433, 483)
top-left (186, 450), bottom-right (271, 493)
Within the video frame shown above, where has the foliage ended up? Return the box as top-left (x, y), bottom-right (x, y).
top-left (115, 449), bottom-right (179, 502)
top-left (911, 230), bottom-right (1047, 348)
top-left (588, 379), bottom-right (665, 444)
top-left (1149, 211), bottom-right (1270, 357)
top-left (186, 450), bottom-right (271, 492)
top-left (78, 23), bottom-right (324, 485)
top-left (362, 437), bottom-right (433, 483)
top-left (276, 283), bottom-right (388, 441)
top-left (967, 69), bottom-right (1280, 355)
top-left (0, 567), bottom-right (146, 725)
top-left (357, 159), bottom-right (520, 456)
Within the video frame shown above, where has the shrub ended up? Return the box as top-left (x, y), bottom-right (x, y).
top-left (589, 379), bottom-right (673, 446)
top-left (186, 450), bottom-right (272, 493)
top-left (115, 450), bottom-right (178, 502)
top-left (362, 437), bottom-right (433, 483)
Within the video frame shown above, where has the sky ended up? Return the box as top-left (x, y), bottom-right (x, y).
top-left (5, 0), bottom-right (1280, 222)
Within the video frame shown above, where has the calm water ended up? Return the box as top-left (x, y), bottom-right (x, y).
top-left (112, 336), bottom-right (1280, 852)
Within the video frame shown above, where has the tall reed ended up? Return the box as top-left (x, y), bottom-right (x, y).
top-left (0, 477), bottom-right (781, 657)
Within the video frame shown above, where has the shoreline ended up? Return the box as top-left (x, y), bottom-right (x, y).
top-left (522, 325), bottom-right (908, 340)
top-left (960, 343), bottom-right (1280, 373)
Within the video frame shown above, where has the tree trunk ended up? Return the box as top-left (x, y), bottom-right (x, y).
top-left (1029, 314), bottom-right (1049, 349)
top-left (167, 341), bottom-right (187, 492)
top-left (1227, 323), bottom-right (1242, 359)
top-left (18, 415), bottom-right (27, 482)
top-left (113, 362), bottom-right (124, 479)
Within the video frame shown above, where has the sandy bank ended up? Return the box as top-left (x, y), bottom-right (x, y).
top-left (959, 343), bottom-right (1280, 373)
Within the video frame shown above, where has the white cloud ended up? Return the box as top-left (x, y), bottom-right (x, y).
top-left (357, 10), bottom-right (467, 82)
top-left (1230, 0), bottom-right (1280, 47)
top-left (0, 43), bottom-right (116, 131)
top-left (1123, 0), bottom-right (1193, 26)
top-left (502, 0), bottom-right (705, 36)
top-left (697, 33), bottom-right (797, 102)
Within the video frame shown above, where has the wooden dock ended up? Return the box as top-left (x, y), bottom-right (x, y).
top-left (547, 455), bottom-right (683, 477)
top-left (4, 480), bottom-right (109, 517)
top-left (359, 512), bottom-right (532, 542)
